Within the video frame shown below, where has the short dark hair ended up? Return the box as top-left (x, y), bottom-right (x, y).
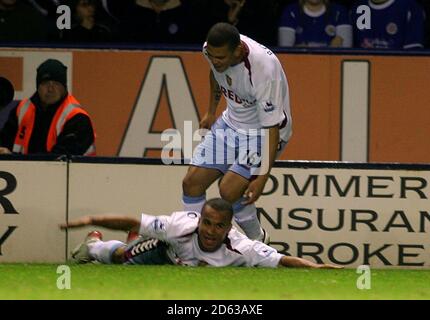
top-left (207, 22), bottom-right (240, 51)
top-left (203, 198), bottom-right (233, 221)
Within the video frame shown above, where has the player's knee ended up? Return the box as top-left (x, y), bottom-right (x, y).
top-left (182, 173), bottom-right (204, 196)
top-left (219, 184), bottom-right (241, 204)
top-left (182, 174), bottom-right (194, 195)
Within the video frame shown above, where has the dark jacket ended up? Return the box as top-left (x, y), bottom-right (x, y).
top-left (0, 92), bottom-right (95, 156)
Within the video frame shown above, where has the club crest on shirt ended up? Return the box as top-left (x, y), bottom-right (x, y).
top-left (226, 75), bottom-right (232, 86)
top-left (386, 22), bottom-right (398, 35)
top-left (264, 101), bottom-right (275, 112)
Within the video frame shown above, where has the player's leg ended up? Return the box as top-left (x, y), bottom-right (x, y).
top-left (182, 165), bottom-right (222, 212)
top-left (183, 117), bottom-right (228, 212)
top-left (229, 130), bottom-right (289, 241)
top-left (71, 231), bottom-right (171, 265)
top-left (72, 230), bottom-right (126, 264)
top-left (123, 237), bottom-right (174, 265)
top-left (217, 127), bottom-right (268, 241)
top-left (219, 171), bottom-right (267, 241)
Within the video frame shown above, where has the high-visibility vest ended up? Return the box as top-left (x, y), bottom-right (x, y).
top-left (13, 94), bottom-right (96, 156)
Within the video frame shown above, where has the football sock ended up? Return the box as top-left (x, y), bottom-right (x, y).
top-left (88, 240), bottom-right (125, 264)
top-left (182, 194), bottom-right (206, 213)
top-left (232, 199), bottom-right (264, 240)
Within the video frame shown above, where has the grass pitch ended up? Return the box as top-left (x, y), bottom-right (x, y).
top-left (0, 264), bottom-right (429, 300)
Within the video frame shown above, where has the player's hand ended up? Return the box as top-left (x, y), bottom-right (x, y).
top-left (199, 113), bottom-right (216, 129)
top-left (59, 216), bottom-right (92, 230)
top-left (242, 176), bottom-right (267, 205)
top-left (0, 147), bottom-right (12, 154)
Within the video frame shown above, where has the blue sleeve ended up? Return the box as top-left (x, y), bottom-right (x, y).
top-left (279, 4), bottom-right (298, 29)
top-left (404, 0), bottom-right (426, 48)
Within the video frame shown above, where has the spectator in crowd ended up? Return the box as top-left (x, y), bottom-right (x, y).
top-left (119, 0), bottom-right (192, 44)
top-left (62, 197), bottom-right (341, 269)
top-left (351, 0), bottom-right (426, 49)
top-left (0, 59), bottom-right (96, 156)
top-left (0, 0), bottom-right (48, 42)
top-left (61, 0), bottom-right (115, 43)
top-left (278, 0), bottom-right (352, 48)
top-left (203, 0), bottom-right (279, 46)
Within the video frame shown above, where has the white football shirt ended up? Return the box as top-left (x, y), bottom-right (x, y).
top-left (138, 211), bottom-right (283, 267)
top-left (203, 34), bottom-right (292, 142)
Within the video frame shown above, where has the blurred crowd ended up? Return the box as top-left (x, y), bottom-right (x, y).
top-left (0, 0), bottom-right (429, 49)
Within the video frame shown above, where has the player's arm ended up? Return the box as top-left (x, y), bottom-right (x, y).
top-left (209, 70), bottom-right (222, 114)
top-left (261, 124), bottom-right (279, 176)
top-left (243, 125), bottom-right (279, 205)
top-left (200, 70), bottom-right (221, 129)
top-left (279, 256), bottom-right (342, 269)
top-left (60, 215), bottom-right (140, 233)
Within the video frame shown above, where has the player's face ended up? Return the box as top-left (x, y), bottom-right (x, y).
top-left (198, 205), bottom-right (232, 252)
top-left (206, 44), bottom-right (237, 73)
top-left (37, 80), bottom-right (66, 107)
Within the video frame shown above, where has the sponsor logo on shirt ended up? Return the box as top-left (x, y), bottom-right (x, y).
top-left (220, 85), bottom-right (256, 107)
top-left (264, 101), bottom-right (275, 112)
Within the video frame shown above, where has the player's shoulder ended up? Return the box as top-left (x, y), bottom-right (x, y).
top-left (242, 35), bottom-right (280, 78)
top-left (227, 227), bottom-right (256, 252)
top-left (164, 211), bottom-right (200, 238)
top-left (227, 228), bottom-right (278, 261)
top-left (171, 210), bottom-right (201, 221)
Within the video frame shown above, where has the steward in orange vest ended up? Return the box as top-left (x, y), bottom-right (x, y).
top-left (0, 59), bottom-right (96, 156)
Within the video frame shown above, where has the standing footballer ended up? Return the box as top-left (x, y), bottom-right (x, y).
top-left (182, 23), bottom-right (292, 242)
